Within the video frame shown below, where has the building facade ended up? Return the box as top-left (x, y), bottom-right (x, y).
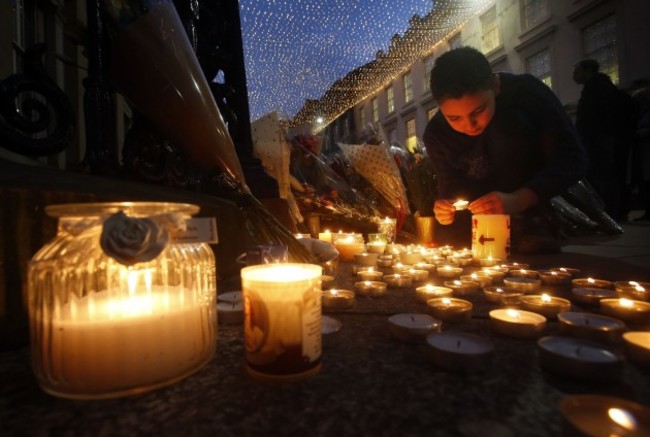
top-left (327, 0), bottom-right (650, 151)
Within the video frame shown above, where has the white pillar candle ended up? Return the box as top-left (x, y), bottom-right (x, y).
top-left (472, 214), bottom-right (510, 261)
top-left (241, 263), bottom-right (322, 382)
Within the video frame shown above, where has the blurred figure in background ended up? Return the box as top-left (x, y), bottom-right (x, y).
top-left (632, 85), bottom-right (650, 221)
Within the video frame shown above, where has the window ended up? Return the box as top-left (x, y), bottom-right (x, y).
top-left (427, 107), bottom-right (438, 120)
top-left (388, 128), bottom-right (397, 146)
top-left (526, 48), bottom-right (552, 88)
top-left (403, 71), bottom-right (413, 104)
top-left (448, 33), bottom-right (462, 50)
top-left (582, 15), bottom-right (619, 84)
top-left (386, 85), bottom-right (395, 114)
top-left (481, 6), bottom-right (500, 53)
top-left (423, 55), bottom-right (435, 93)
top-left (371, 97), bottom-right (379, 123)
top-left (406, 118), bottom-right (417, 152)
top-left (359, 107), bottom-right (366, 130)
top-left (521, 0), bottom-right (548, 30)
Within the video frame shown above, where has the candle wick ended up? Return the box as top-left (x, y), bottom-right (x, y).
top-left (576, 346), bottom-right (582, 356)
top-left (585, 318), bottom-right (590, 326)
top-left (457, 340), bottom-right (461, 349)
top-left (410, 316), bottom-right (415, 322)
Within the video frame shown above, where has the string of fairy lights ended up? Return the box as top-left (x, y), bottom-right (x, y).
top-left (239, 0), bottom-right (492, 128)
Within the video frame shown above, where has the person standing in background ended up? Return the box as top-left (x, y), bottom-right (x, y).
top-left (573, 59), bottom-right (638, 221)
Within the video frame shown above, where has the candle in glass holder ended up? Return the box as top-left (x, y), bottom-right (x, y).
top-left (503, 276), bottom-right (541, 294)
top-left (437, 265), bottom-right (463, 279)
top-left (539, 270), bottom-right (572, 286)
top-left (357, 267), bottom-right (384, 282)
top-left (384, 274), bottom-right (413, 288)
top-left (378, 217), bottom-right (397, 243)
top-left (415, 284), bottom-right (453, 303)
top-left (509, 269), bottom-right (539, 279)
top-left (407, 268), bottom-right (429, 282)
top-left (483, 286), bottom-right (523, 305)
top-left (614, 281), bottom-right (649, 301)
top-left (520, 294), bottom-right (571, 319)
top-left (426, 332), bottom-right (494, 373)
top-left (490, 309), bottom-right (546, 339)
top-left (572, 277), bottom-right (613, 289)
top-left (600, 298), bottom-right (650, 325)
top-left (322, 288), bottom-right (355, 310)
top-left (355, 280), bottom-right (388, 298)
top-left (453, 199), bottom-right (469, 210)
top-left (241, 263), bottom-right (322, 382)
top-left (461, 273), bottom-right (492, 288)
top-left (623, 331), bottom-right (650, 369)
top-left (354, 252), bottom-right (378, 267)
top-left (560, 394), bottom-right (650, 437)
top-left (538, 337), bottom-right (622, 381)
top-left (366, 240), bottom-right (387, 255)
top-left (388, 313), bottom-right (442, 343)
top-left (571, 287), bottom-right (617, 306)
top-left (332, 233), bottom-right (365, 261)
top-left (558, 312), bottom-right (625, 345)
top-left (426, 297), bottom-right (473, 322)
top-left (444, 279), bottom-right (480, 297)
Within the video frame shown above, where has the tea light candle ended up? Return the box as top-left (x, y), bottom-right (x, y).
top-left (503, 276), bottom-right (541, 294)
top-left (320, 275), bottom-right (335, 289)
top-left (400, 251), bottom-right (424, 265)
top-left (519, 294), bottom-right (571, 319)
top-left (332, 234), bottom-right (365, 261)
top-left (461, 273), bottom-right (492, 288)
top-left (539, 270), bottom-right (572, 286)
top-left (366, 240), bottom-right (387, 254)
top-left (501, 262), bottom-right (529, 271)
top-left (217, 301), bottom-right (244, 324)
top-left (623, 331), bottom-right (650, 369)
top-left (355, 280), bottom-right (388, 298)
top-left (614, 281), bottom-right (649, 301)
top-left (352, 265), bottom-right (373, 275)
top-left (318, 230), bottom-right (332, 243)
top-left (479, 256), bottom-right (500, 267)
top-left (571, 287), bottom-right (617, 306)
top-left (509, 269), bottom-right (539, 279)
top-left (437, 265), bottom-right (463, 279)
top-left (294, 233), bottom-right (311, 239)
top-left (558, 312), bottom-right (625, 345)
top-left (481, 268), bottom-right (506, 283)
top-left (453, 199), bottom-right (469, 210)
top-left (550, 266), bottom-right (581, 278)
top-left (357, 268), bottom-right (384, 282)
top-left (426, 297), bottom-right (473, 322)
top-left (218, 290), bottom-right (242, 304)
top-left (537, 336), bottom-right (622, 381)
top-left (407, 268), bottom-right (429, 282)
top-left (415, 284), bottom-right (453, 303)
top-left (413, 262), bottom-right (436, 273)
top-left (391, 262), bottom-right (408, 274)
top-left (490, 308), bottom-right (546, 339)
top-left (444, 279), bottom-right (480, 297)
top-left (572, 277), bottom-right (613, 289)
top-left (483, 286), bottom-right (523, 305)
top-left (426, 332), bottom-right (494, 373)
top-left (322, 289), bottom-right (355, 310)
top-left (560, 394), bottom-right (650, 437)
top-left (384, 274), bottom-right (413, 288)
top-left (354, 252), bottom-right (378, 267)
top-left (388, 313), bottom-right (441, 343)
top-left (377, 256), bottom-right (394, 268)
top-left (600, 298), bottom-right (650, 325)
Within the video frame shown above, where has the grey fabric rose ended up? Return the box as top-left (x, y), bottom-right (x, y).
top-left (100, 211), bottom-right (169, 265)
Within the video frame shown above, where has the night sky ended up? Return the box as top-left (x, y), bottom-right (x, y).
top-left (239, 0), bottom-right (436, 122)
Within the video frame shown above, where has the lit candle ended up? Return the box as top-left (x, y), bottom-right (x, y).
top-left (437, 265), bottom-right (463, 279)
top-left (538, 337), bottom-right (622, 381)
top-left (479, 255), bottom-right (500, 267)
top-left (572, 277), bottom-right (613, 289)
top-left (384, 274), bottom-right (413, 288)
top-left (571, 287), bottom-right (617, 306)
top-left (489, 308), bottom-right (546, 339)
top-left (503, 276), bottom-right (541, 294)
top-left (332, 233), bottom-right (365, 261)
top-left (539, 270), bottom-right (572, 286)
top-left (614, 281), bottom-right (649, 301)
top-left (550, 266), bottom-right (581, 278)
top-left (443, 279), bottom-right (480, 297)
top-left (483, 286), bottom-right (523, 305)
top-left (426, 297), bottom-right (473, 322)
top-left (500, 262), bottom-right (529, 271)
top-left (519, 294), bottom-right (571, 319)
top-left (426, 332), bottom-right (494, 373)
top-left (415, 284), bottom-right (453, 303)
top-left (318, 230), bottom-right (332, 243)
top-left (217, 300), bottom-right (244, 325)
top-left (557, 312), bottom-right (625, 345)
top-left (472, 214), bottom-right (510, 261)
top-left (460, 273), bottom-right (492, 288)
top-left (354, 280), bottom-right (388, 298)
top-left (388, 313), bottom-right (441, 343)
top-left (392, 262), bottom-right (408, 274)
top-left (508, 269), bottom-right (539, 279)
top-left (241, 263), bottom-right (322, 382)
top-left (366, 240), bottom-right (387, 255)
top-left (413, 262), bottom-right (436, 273)
top-left (400, 250), bottom-right (424, 265)
top-left (600, 298), bottom-right (650, 325)
top-left (408, 268), bottom-right (429, 282)
top-left (294, 233), bottom-right (311, 239)
top-left (453, 199), bottom-right (469, 210)
top-left (322, 288), bottom-right (355, 310)
top-left (560, 394), bottom-right (650, 436)
top-left (354, 252), bottom-right (378, 267)
top-left (378, 217), bottom-right (397, 243)
top-left (320, 274), bottom-right (335, 289)
top-left (481, 268), bottom-right (506, 283)
top-left (623, 331), bottom-right (650, 369)
top-left (357, 267), bottom-right (384, 282)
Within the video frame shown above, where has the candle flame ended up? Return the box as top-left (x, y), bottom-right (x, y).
top-left (331, 289), bottom-right (339, 296)
top-left (541, 294), bottom-right (551, 303)
top-left (364, 281), bottom-right (371, 286)
top-left (620, 298), bottom-right (634, 308)
top-left (629, 281), bottom-right (639, 286)
top-left (442, 297), bottom-right (451, 305)
top-left (496, 288), bottom-right (504, 293)
top-left (608, 408), bottom-right (637, 431)
top-left (453, 280), bottom-right (461, 286)
top-left (425, 284), bottom-right (434, 290)
top-left (551, 271), bottom-right (558, 276)
top-left (635, 285), bottom-right (645, 292)
top-left (587, 277), bottom-right (595, 284)
top-left (506, 309), bottom-right (520, 319)
top-left (471, 273), bottom-right (478, 279)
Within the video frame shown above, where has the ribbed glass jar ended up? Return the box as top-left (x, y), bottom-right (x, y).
top-left (27, 202), bottom-right (217, 399)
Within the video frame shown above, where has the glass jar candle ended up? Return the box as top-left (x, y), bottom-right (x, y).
top-left (27, 202), bottom-right (217, 399)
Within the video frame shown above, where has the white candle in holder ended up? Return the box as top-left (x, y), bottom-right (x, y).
top-left (415, 284), bottom-right (453, 303)
top-left (490, 308), bottom-right (546, 339)
top-left (520, 294), bottom-right (571, 319)
top-left (355, 280), bottom-right (388, 298)
top-left (322, 289), bottom-right (355, 310)
top-left (426, 332), bottom-right (494, 373)
top-left (600, 298), bottom-right (650, 325)
top-left (384, 274), bottom-right (413, 288)
top-left (426, 297), bottom-right (473, 322)
top-left (388, 313), bottom-right (441, 343)
top-left (357, 267), bottom-right (384, 282)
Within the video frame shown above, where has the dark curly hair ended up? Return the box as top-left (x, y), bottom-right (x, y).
top-left (429, 46), bottom-right (493, 102)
